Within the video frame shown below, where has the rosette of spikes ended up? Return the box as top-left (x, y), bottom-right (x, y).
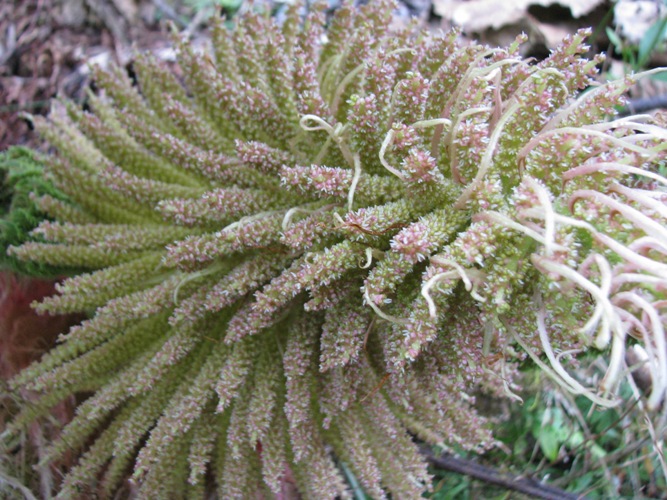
top-left (6, 0), bottom-right (667, 497)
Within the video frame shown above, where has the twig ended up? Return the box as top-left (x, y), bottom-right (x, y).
top-left (620, 94), bottom-right (667, 117)
top-left (151, 0), bottom-right (188, 28)
top-left (0, 469), bottom-right (38, 500)
top-left (0, 100), bottom-right (52, 114)
top-left (423, 448), bottom-right (586, 500)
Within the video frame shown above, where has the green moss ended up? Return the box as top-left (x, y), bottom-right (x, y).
top-left (0, 146), bottom-right (71, 277)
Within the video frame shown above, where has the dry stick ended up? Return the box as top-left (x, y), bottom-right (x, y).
top-left (619, 94), bottom-right (667, 117)
top-left (423, 448), bottom-right (586, 500)
top-left (151, 0), bottom-right (188, 28)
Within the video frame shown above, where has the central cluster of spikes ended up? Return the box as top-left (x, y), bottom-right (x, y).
top-left (7, 0), bottom-right (667, 497)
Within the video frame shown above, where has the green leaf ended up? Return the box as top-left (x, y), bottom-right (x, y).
top-left (219, 0), bottom-right (243, 9)
top-left (606, 27), bottom-right (623, 51)
top-left (538, 427), bottom-right (561, 461)
top-left (639, 16), bottom-right (667, 68)
top-left (589, 442), bottom-right (608, 460)
top-left (0, 147), bottom-right (74, 277)
top-left (651, 70), bottom-right (667, 82)
top-left (567, 430), bottom-right (585, 449)
top-left (513, 436), bottom-right (528, 457)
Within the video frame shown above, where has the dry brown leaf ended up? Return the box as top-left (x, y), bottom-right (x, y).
top-left (110, 0), bottom-right (139, 21)
top-left (434, 0), bottom-right (605, 32)
top-left (614, 0), bottom-right (667, 43)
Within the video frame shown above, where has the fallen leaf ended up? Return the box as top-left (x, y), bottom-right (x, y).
top-left (434, 0), bottom-right (605, 32)
top-left (614, 0), bottom-right (667, 43)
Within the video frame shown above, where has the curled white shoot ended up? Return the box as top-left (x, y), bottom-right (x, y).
top-left (299, 115), bottom-right (354, 167)
top-left (496, 331), bottom-right (524, 404)
top-left (448, 106), bottom-right (493, 184)
top-left (429, 257), bottom-right (469, 284)
top-left (520, 208), bottom-right (597, 234)
top-left (300, 114), bottom-right (335, 134)
top-left (527, 207), bottom-right (667, 281)
top-left (453, 56), bottom-right (523, 115)
top-left (535, 294), bottom-right (622, 404)
top-left (563, 162), bottom-right (667, 187)
top-left (430, 256), bottom-right (487, 302)
top-left (507, 317), bottom-right (618, 407)
top-left (411, 118), bottom-right (452, 130)
top-left (616, 308), bottom-right (660, 405)
top-left (523, 177), bottom-right (557, 257)
top-left (518, 126), bottom-right (654, 164)
top-left (313, 134), bottom-right (333, 165)
top-left (577, 255), bottom-right (613, 343)
top-left (583, 118), bottom-right (659, 140)
top-left (483, 357), bottom-right (524, 404)
top-left (584, 114), bottom-right (653, 130)
top-left (454, 100), bottom-right (522, 209)
top-left (427, 50), bottom-right (506, 157)
top-left (348, 153), bottom-right (362, 212)
top-left (612, 272), bottom-right (666, 291)
top-left (411, 117), bottom-right (452, 168)
top-left (363, 288), bottom-right (409, 325)
top-left (333, 124), bottom-right (355, 167)
top-left (628, 237), bottom-right (667, 257)
top-left (555, 348), bottom-right (585, 365)
top-left (594, 232), bottom-right (667, 280)
top-left (476, 211), bottom-right (568, 252)
top-left (585, 115), bottom-right (667, 140)
top-left (571, 190), bottom-right (667, 246)
top-left (610, 184), bottom-right (667, 221)
top-left (378, 129), bottom-right (405, 179)
top-left (566, 68), bottom-right (667, 122)
top-left (421, 271), bottom-right (459, 319)
top-left (219, 210), bottom-right (277, 234)
top-left (282, 203), bottom-right (343, 232)
top-left (601, 314), bottom-right (627, 396)
top-left (612, 121), bottom-right (667, 140)
top-left (473, 57), bottom-right (525, 79)
top-left (361, 247), bottom-right (374, 269)
top-left (613, 292), bottom-right (667, 410)
top-left (533, 72), bottom-right (661, 136)
top-left (615, 307), bottom-right (648, 344)
top-left (618, 188), bottom-right (667, 201)
top-left (423, 257), bottom-right (486, 318)
top-left (625, 373), bottom-right (667, 481)
top-left (332, 212), bottom-right (346, 227)
top-left (531, 255), bottom-right (617, 349)
top-left (282, 207), bottom-right (314, 231)
top-left (359, 247), bottom-right (384, 269)
top-left (330, 63), bottom-right (366, 117)
top-left (172, 263), bottom-right (223, 305)
top-left (485, 65), bottom-right (503, 129)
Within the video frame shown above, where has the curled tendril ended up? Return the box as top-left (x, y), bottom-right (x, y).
top-left (454, 100), bottom-right (522, 209)
top-left (613, 292), bottom-right (667, 410)
top-left (423, 257), bottom-right (487, 318)
top-left (359, 247), bottom-right (384, 269)
top-left (505, 307), bottom-right (619, 408)
top-left (348, 153), bottom-right (362, 211)
top-left (300, 114), bottom-right (355, 167)
top-left (475, 211), bottom-right (568, 252)
top-left (363, 288), bottom-right (409, 325)
top-left (379, 128), bottom-right (405, 179)
top-left (532, 254), bottom-right (618, 349)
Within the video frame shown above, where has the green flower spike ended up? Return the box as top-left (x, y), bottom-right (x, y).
top-left (6, 1), bottom-right (667, 497)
